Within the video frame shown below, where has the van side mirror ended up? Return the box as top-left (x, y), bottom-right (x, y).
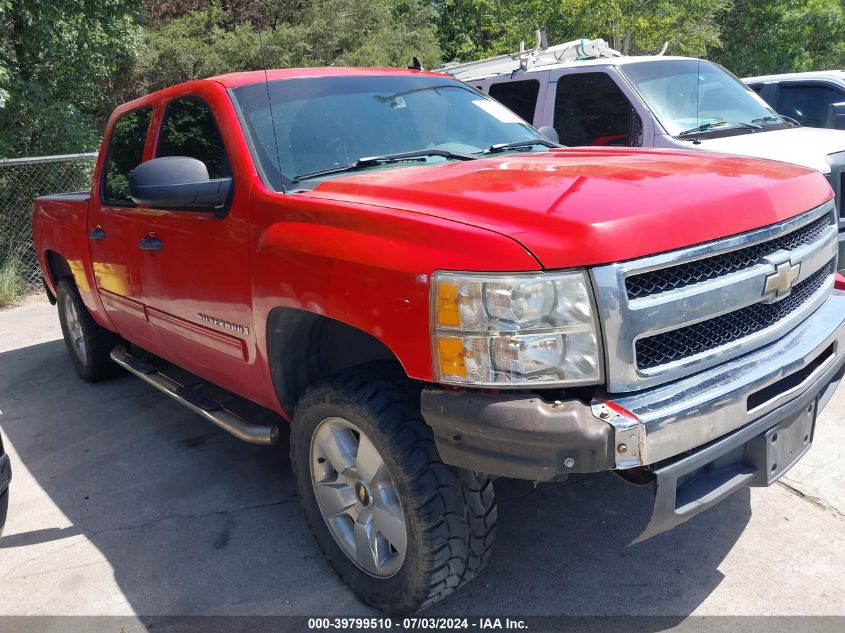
top-left (128, 156), bottom-right (232, 214)
top-left (537, 125), bottom-right (560, 145)
top-left (826, 102), bottom-right (845, 130)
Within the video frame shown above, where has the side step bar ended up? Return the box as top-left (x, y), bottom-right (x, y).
top-left (110, 345), bottom-right (280, 445)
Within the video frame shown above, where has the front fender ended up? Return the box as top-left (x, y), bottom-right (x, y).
top-left (250, 186), bottom-right (541, 383)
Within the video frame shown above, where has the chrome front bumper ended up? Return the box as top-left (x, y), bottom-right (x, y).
top-left (422, 292), bottom-right (845, 481)
top-left (600, 291), bottom-right (845, 469)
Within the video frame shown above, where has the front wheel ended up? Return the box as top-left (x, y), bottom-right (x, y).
top-left (291, 369), bottom-right (497, 613)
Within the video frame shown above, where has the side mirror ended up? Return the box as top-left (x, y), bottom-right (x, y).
top-left (537, 125), bottom-right (560, 145)
top-left (826, 102), bottom-right (845, 130)
top-left (128, 156), bottom-right (232, 214)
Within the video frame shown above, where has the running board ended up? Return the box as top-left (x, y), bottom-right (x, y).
top-left (110, 345), bottom-right (279, 445)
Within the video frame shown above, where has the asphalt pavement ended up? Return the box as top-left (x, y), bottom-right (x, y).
top-left (0, 299), bottom-right (843, 626)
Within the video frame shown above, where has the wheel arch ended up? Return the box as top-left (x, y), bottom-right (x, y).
top-left (44, 250), bottom-right (73, 291)
top-left (266, 307), bottom-right (409, 414)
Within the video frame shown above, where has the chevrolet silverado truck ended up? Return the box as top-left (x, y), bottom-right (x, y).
top-left (32, 67), bottom-right (845, 613)
top-left (443, 36), bottom-right (845, 270)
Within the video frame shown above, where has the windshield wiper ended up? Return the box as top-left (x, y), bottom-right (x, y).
top-left (481, 139), bottom-right (559, 154)
top-left (751, 115), bottom-right (782, 125)
top-left (752, 114), bottom-right (800, 128)
top-left (293, 149), bottom-right (477, 182)
top-left (678, 120), bottom-right (762, 138)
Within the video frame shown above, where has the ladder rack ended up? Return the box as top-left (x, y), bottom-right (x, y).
top-left (439, 31), bottom-right (623, 81)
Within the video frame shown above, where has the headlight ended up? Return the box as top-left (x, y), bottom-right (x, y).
top-left (431, 270), bottom-right (601, 386)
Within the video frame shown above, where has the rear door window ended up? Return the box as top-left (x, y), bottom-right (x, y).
top-left (489, 80), bottom-right (541, 124)
top-left (102, 107), bottom-right (152, 205)
top-left (157, 97), bottom-right (231, 178)
top-left (553, 72), bottom-right (639, 146)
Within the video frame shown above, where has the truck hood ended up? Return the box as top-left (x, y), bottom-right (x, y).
top-left (305, 147), bottom-right (832, 269)
top-left (691, 127), bottom-right (845, 174)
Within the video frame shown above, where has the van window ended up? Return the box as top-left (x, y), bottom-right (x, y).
top-left (157, 97), bottom-right (231, 178)
top-left (778, 84), bottom-right (845, 128)
top-left (489, 80), bottom-right (540, 124)
top-left (553, 73), bottom-right (639, 146)
top-left (102, 107), bottom-right (152, 204)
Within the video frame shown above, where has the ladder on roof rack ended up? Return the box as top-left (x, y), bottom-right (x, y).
top-left (438, 31), bottom-right (623, 81)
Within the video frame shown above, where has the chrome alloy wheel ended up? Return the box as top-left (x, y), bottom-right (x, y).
top-left (64, 298), bottom-right (86, 365)
top-left (310, 417), bottom-right (408, 578)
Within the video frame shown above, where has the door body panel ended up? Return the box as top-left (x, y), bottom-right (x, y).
top-left (87, 106), bottom-right (156, 341)
top-left (130, 83), bottom-right (265, 403)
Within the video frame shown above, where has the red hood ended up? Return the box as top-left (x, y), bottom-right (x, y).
top-left (303, 147), bottom-right (833, 269)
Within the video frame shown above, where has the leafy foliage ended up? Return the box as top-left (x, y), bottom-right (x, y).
top-left (134, 1), bottom-right (441, 93)
top-left (0, 244), bottom-right (25, 308)
top-left (436, 0), bottom-right (729, 61)
top-left (0, 0), bottom-right (845, 159)
top-left (0, 0), bottom-right (142, 156)
top-left (711, 0), bottom-right (845, 77)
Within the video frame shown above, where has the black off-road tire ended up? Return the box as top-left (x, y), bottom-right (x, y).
top-left (290, 369), bottom-right (497, 614)
top-left (56, 279), bottom-right (120, 382)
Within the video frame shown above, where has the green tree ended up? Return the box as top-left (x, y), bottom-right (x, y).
top-left (134, 0), bottom-right (441, 94)
top-left (0, 0), bottom-right (142, 156)
top-left (437, 0), bottom-right (729, 61)
top-left (712, 0), bottom-right (845, 77)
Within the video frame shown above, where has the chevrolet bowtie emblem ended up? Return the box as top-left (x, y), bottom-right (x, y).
top-left (764, 260), bottom-right (801, 299)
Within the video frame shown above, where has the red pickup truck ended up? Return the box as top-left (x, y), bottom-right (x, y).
top-left (32, 67), bottom-right (845, 613)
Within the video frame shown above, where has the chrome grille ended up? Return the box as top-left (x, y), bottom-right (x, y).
top-left (591, 201), bottom-right (839, 392)
top-left (635, 261), bottom-right (834, 369)
top-left (626, 214), bottom-right (832, 299)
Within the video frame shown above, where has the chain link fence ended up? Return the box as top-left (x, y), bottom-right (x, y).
top-left (0, 153), bottom-right (98, 291)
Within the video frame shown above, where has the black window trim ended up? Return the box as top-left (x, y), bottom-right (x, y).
top-left (777, 78), bottom-right (845, 91)
top-left (100, 105), bottom-right (153, 208)
top-left (153, 94), bottom-right (235, 217)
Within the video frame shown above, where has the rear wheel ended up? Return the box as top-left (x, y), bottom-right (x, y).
top-left (291, 369), bottom-right (497, 613)
top-left (56, 279), bottom-right (119, 382)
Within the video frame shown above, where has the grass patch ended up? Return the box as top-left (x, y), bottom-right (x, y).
top-left (0, 247), bottom-right (27, 309)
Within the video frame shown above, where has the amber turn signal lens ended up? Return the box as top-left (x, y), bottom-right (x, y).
top-left (437, 336), bottom-right (466, 378)
top-left (436, 280), bottom-right (461, 327)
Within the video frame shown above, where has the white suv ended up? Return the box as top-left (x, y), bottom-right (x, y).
top-left (443, 45), bottom-right (845, 267)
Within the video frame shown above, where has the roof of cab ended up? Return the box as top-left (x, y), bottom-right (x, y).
top-left (454, 55), bottom-right (700, 81)
top-left (109, 66), bottom-right (460, 118)
top-left (208, 66), bottom-right (446, 89)
top-left (743, 70), bottom-right (845, 84)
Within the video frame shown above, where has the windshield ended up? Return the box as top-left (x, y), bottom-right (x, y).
top-left (620, 60), bottom-right (787, 137)
top-left (232, 75), bottom-right (544, 190)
